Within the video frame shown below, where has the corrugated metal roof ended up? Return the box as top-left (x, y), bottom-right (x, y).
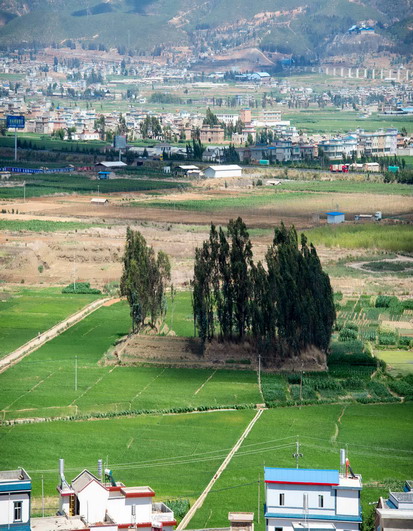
top-left (264, 467), bottom-right (339, 485)
top-left (326, 212), bottom-right (345, 216)
top-left (208, 165), bottom-right (242, 171)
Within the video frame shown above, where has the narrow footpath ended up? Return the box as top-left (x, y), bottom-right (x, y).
top-left (177, 408), bottom-right (264, 530)
top-left (0, 297), bottom-right (116, 374)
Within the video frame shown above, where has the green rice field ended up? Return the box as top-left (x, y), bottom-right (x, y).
top-left (0, 409), bottom-right (256, 501)
top-left (0, 288), bottom-right (101, 359)
top-left (376, 350), bottom-right (413, 375)
top-left (0, 302), bottom-right (261, 420)
top-left (189, 403), bottom-right (413, 531)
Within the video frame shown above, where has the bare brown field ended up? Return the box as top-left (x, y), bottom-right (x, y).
top-left (1, 185), bottom-right (412, 294)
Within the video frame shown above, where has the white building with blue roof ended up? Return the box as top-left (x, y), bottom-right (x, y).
top-left (264, 467), bottom-right (362, 531)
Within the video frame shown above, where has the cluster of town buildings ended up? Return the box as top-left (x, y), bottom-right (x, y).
top-left (0, 52), bottom-right (413, 162)
top-left (1, 452), bottom-right (412, 531)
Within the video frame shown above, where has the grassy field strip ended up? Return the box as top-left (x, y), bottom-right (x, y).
top-left (0, 410), bottom-right (257, 499)
top-left (178, 408), bottom-right (263, 530)
top-left (130, 368), bottom-right (166, 407)
top-left (3, 369), bottom-right (57, 412)
top-left (188, 404), bottom-right (413, 531)
top-left (70, 366), bottom-right (117, 406)
top-left (0, 289), bottom-right (103, 360)
top-left (0, 300), bottom-right (262, 419)
top-left (0, 297), bottom-right (111, 373)
top-left (194, 370), bottom-right (217, 395)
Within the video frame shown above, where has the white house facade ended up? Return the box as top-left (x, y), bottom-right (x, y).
top-left (57, 460), bottom-right (176, 531)
top-left (264, 467), bottom-right (362, 531)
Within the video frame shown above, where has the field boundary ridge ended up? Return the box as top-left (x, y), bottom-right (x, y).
top-left (178, 408), bottom-right (264, 530)
top-left (0, 296), bottom-right (113, 374)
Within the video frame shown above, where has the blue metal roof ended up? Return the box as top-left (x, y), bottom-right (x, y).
top-left (326, 212), bottom-right (345, 216)
top-left (264, 467), bottom-right (339, 485)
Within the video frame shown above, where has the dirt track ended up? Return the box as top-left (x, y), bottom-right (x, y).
top-left (0, 297), bottom-right (113, 374)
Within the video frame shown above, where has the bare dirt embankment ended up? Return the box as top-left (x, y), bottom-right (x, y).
top-left (110, 334), bottom-right (326, 372)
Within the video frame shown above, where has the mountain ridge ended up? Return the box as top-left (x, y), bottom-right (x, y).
top-left (0, 0), bottom-right (411, 59)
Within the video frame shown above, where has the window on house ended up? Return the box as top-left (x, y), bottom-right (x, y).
top-left (319, 495), bottom-right (324, 508)
top-left (279, 493), bottom-right (285, 506)
top-left (14, 501), bottom-right (23, 522)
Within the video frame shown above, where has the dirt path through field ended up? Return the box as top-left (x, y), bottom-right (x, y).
top-left (0, 297), bottom-right (114, 374)
top-left (177, 408), bottom-right (264, 530)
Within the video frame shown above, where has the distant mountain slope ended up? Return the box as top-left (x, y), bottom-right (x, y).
top-left (0, 0), bottom-right (411, 57)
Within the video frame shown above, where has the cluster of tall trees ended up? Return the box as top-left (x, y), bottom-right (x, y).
top-left (120, 228), bottom-right (171, 332)
top-left (192, 219), bottom-right (335, 361)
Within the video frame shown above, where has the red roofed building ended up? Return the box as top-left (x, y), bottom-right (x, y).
top-left (56, 459), bottom-right (176, 531)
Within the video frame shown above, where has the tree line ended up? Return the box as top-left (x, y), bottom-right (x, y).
top-left (120, 228), bottom-right (171, 332)
top-left (192, 219), bottom-right (335, 362)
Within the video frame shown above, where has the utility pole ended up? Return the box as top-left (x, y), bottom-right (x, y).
top-left (292, 436), bottom-right (303, 469)
top-left (23, 182), bottom-right (25, 203)
top-left (257, 475), bottom-right (260, 524)
top-left (74, 355), bottom-right (78, 392)
top-left (41, 475), bottom-right (45, 517)
top-left (14, 126), bottom-right (17, 161)
top-left (73, 252), bottom-right (76, 292)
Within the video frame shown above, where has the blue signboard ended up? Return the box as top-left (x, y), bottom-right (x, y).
top-left (7, 115), bottom-right (25, 129)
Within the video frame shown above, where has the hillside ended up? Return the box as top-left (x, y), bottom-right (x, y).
top-left (0, 0), bottom-right (411, 59)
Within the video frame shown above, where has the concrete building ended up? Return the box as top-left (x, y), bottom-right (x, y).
top-left (57, 460), bottom-right (176, 531)
top-left (200, 125), bottom-right (225, 144)
top-left (326, 211), bottom-right (345, 224)
top-left (375, 480), bottom-right (413, 531)
top-left (204, 165), bottom-right (242, 178)
top-left (264, 466), bottom-right (362, 531)
top-left (0, 468), bottom-right (32, 531)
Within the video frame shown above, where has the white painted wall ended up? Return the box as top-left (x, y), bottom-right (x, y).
top-left (336, 489), bottom-right (360, 516)
top-left (0, 492), bottom-right (30, 526)
top-left (267, 483), bottom-right (335, 516)
top-left (77, 481), bottom-right (109, 524)
top-left (107, 494), bottom-right (152, 524)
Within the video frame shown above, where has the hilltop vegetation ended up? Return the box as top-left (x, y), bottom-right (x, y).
top-left (0, 0), bottom-right (411, 58)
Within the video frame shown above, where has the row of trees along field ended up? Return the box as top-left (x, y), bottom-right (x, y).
top-left (193, 219), bottom-right (336, 362)
top-left (120, 227), bottom-right (171, 332)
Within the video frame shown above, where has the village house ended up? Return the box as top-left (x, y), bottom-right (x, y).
top-left (0, 468), bottom-right (32, 531)
top-left (375, 480), bottom-right (413, 531)
top-left (56, 459), bottom-right (176, 531)
top-left (200, 125), bottom-right (225, 144)
top-left (264, 459), bottom-right (362, 531)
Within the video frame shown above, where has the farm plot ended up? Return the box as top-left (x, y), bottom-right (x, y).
top-left (0, 302), bottom-right (261, 420)
top-left (0, 173), bottom-right (189, 199)
top-left (305, 224), bottom-right (413, 253)
top-left (0, 409), bottom-right (256, 502)
top-left (188, 403), bottom-right (413, 531)
top-left (0, 288), bottom-right (101, 359)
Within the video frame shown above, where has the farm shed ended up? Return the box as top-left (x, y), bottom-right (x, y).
top-left (363, 162), bottom-right (380, 172)
top-left (175, 165), bottom-right (202, 177)
top-left (204, 165), bottom-right (242, 179)
top-left (90, 198), bottom-right (109, 205)
top-left (95, 161), bottom-right (127, 170)
top-left (97, 171), bottom-right (113, 180)
top-left (326, 211), bottom-right (345, 224)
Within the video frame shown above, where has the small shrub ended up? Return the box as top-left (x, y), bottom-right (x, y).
top-left (339, 328), bottom-right (358, 341)
top-left (376, 295), bottom-right (399, 308)
top-left (62, 282), bottom-right (101, 295)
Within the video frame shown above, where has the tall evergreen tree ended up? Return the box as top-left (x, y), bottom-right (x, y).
top-left (120, 228), bottom-right (171, 332)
